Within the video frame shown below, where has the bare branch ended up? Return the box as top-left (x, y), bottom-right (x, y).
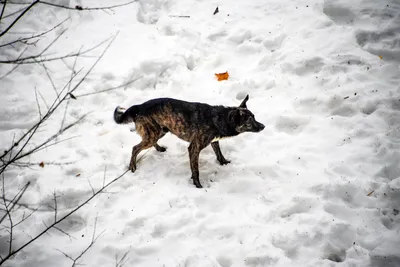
top-left (70, 217), bottom-right (104, 267)
top-left (0, 46), bottom-right (27, 80)
top-left (87, 178), bottom-right (95, 196)
top-left (55, 248), bottom-right (75, 262)
top-left (13, 204), bottom-right (40, 227)
top-left (1, 175), bottom-right (14, 255)
top-left (61, 47), bottom-right (80, 130)
top-left (0, 181), bottom-right (30, 224)
top-left (74, 76), bottom-right (143, 98)
top-left (0, 0), bottom-right (7, 21)
top-left (0, 17), bottom-right (69, 48)
top-left (35, 61), bottom-right (59, 101)
top-left (34, 87), bottom-right (42, 119)
top-left (53, 226), bottom-right (76, 241)
top-left (0, 0), bottom-right (39, 38)
top-left (1, 0), bottom-right (137, 10)
top-left (54, 216), bottom-right (103, 266)
top-left (11, 114), bottom-right (87, 162)
top-left (1, 5), bottom-right (25, 19)
top-left (53, 190), bottom-right (57, 222)
top-left (11, 160), bottom-right (76, 168)
top-left (0, 34), bottom-right (111, 65)
top-left (115, 250), bottom-right (130, 267)
top-left (0, 113), bottom-right (84, 174)
top-left (0, 169), bottom-right (129, 265)
top-left (32, 135), bottom-right (79, 155)
top-left (37, 0), bottom-right (138, 11)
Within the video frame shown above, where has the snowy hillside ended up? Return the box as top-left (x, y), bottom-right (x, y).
top-left (1, 0), bottom-right (399, 266)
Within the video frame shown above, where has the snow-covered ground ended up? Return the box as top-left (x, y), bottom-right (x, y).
top-left (1, 0), bottom-right (400, 266)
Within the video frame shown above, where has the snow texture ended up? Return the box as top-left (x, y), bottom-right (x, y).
top-left (1, 0), bottom-right (400, 266)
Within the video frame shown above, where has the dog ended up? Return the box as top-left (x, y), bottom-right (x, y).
top-left (114, 95), bottom-right (264, 188)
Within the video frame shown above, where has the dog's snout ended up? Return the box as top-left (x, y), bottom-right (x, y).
top-left (259, 123), bottom-right (265, 130)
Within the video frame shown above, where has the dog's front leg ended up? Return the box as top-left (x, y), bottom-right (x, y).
top-left (188, 142), bottom-right (203, 188)
top-left (211, 141), bottom-right (230, 165)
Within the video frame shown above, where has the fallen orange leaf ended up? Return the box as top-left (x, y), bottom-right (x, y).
top-left (379, 55), bottom-right (383, 59)
top-left (39, 162), bottom-right (44, 168)
top-left (76, 173), bottom-right (81, 177)
top-left (215, 71), bottom-right (229, 81)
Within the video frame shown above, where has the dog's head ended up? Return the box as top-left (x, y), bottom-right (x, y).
top-left (229, 95), bottom-right (265, 133)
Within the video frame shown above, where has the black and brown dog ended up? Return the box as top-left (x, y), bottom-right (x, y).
top-left (114, 95), bottom-right (264, 188)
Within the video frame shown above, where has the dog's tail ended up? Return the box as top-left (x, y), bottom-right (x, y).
top-left (114, 106), bottom-right (129, 124)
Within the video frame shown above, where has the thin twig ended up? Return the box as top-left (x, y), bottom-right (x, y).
top-left (1, 5), bottom-right (25, 19)
top-left (1, 169), bottom-right (128, 264)
top-left (168, 15), bottom-right (190, 18)
top-left (0, 0), bottom-right (7, 21)
top-left (61, 47), bottom-right (81, 130)
top-left (53, 226), bottom-right (76, 241)
top-left (0, 0), bottom-right (39, 38)
top-left (0, 46), bottom-right (27, 80)
top-left (87, 178), bottom-right (95, 196)
top-left (1, 175), bottom-right (14, 255)
top-left (11, 160), bottom-right (76, 167)
top-left (36, 61), bottom-right (59, 101)
top-left (37, 0), bottom-right (138, 11)
top-left (13, 205), bottom-right (41, 227)
top-left (115, 250), bottom-right (130, 267)
top-left (74, 76), bottom-right (143, 98)
top-left (0, 34), bottom-right (111, 64)
top-left (11, 114), bottom-right (87, 162)
top-left (0, 181), bottom-right (30, 224)
top-left (0, 17), bottom-right (69, 48)
top-left (0, 64), bottom-right (84, 166)
top-left (37, 88), bottom-right (49, 110)
top-left (34, 87), bottom-right (42, 119)
top-left (53, 190), bottom-right (57, 222)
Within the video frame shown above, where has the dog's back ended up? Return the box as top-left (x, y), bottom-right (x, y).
top-left (114, 98), bottom-right (230, 142)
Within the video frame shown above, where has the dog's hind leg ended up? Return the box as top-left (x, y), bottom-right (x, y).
top-left (211, 141), bottom-right (230, 165)
top-left (129, 141), bottom-right (153, 172)
top-left (153, 131), bottom-right (167, 152)
top-left (129, 119), bottom-right (161, 172)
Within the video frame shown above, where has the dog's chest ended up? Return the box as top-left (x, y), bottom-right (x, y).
top-left (211, 136), bottom-right (232, 142)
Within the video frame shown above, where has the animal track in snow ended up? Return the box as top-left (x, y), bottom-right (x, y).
top-left (275, 116), bottom-right (308, 134)
top-left (279, 196), bottom-right (314, 218)
top-left (323, 2), bottom-right (355, 25)
top-left (136, 0), bottom-right (171, 24)
top-left (282, 57), bottom-right (325, 76)
top-left (262, 34), bottom-right (286, 51)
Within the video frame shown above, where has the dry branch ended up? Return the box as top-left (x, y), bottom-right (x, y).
top-left (0, 17), bottom-right (69, 48)
top-left (0, 169), bottom-right (129, 265)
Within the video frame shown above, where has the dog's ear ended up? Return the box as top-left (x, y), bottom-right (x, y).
top-left (228, 109), bottom-right (241, 125)
top-left (239, 95), bottom-right (249, 109)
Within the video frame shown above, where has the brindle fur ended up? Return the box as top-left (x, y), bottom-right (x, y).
top-left (114, 95), bottom-right (264, 188)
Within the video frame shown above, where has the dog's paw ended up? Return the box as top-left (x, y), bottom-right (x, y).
top-left (219, 159), bottom-right (231, 165)
top-left (192, 177), bottom-right (203, 188)
top-left (129, 163), bottom-right (136, 173)
top-left (154, 144), bottom-right (167, 152)
top-left (158, 146), bottom-right (167, 152)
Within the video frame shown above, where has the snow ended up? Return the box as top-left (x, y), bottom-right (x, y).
top-left (1, 0), bottom-right (400, 266)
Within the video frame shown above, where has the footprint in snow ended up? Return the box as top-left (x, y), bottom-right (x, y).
top-left (275, 116), bottom-right (308, 134)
